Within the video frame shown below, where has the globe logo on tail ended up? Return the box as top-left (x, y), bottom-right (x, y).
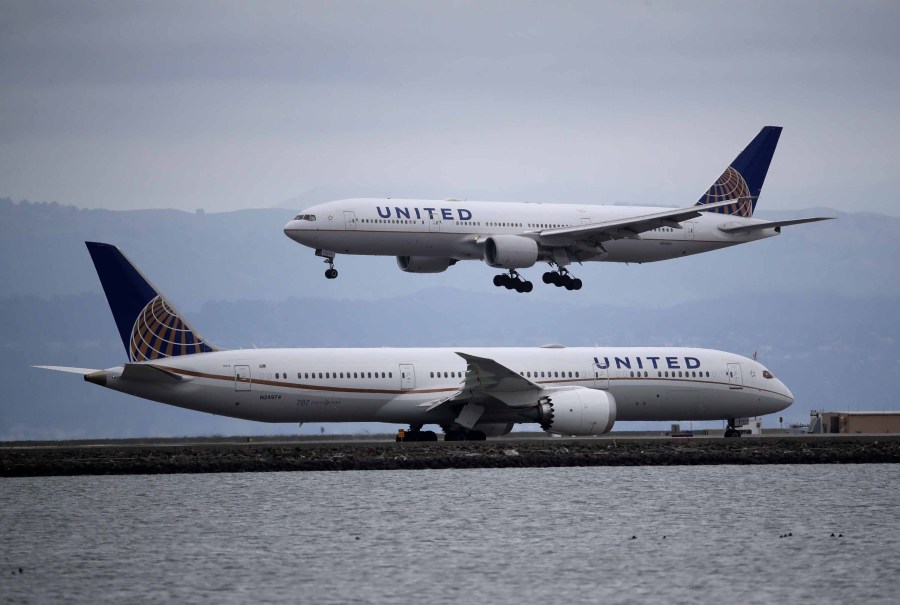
top-left (129, 295), bottom-right (216, 362)
top-left (699, 166), bottom-right (754, 217)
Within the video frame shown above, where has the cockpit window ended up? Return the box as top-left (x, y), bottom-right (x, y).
top-left (763, 370), bottom-right (774, 379)
top-left (293, 214), bottom-right (316, 221)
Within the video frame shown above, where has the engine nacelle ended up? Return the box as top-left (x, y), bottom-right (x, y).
top-left (483, 235), bottom-right (539, 269)
top-left (396, 256), bottom-right (454, 273)
top-left (537, 388), bottom-right (616, 436)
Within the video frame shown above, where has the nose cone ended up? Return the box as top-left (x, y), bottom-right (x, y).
top-left (284, 219), bottom-right (311, 245)
top-left (781, 380), bottom-right (794, 404)
top-left (767, 378), bottom-right (794, 414)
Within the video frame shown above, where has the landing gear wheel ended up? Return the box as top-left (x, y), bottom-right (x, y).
top-left (724, 419), bottom-right (742, 438)
top-left (399, 429), bottom-right (438, 442)
top-left (494, 270), bottom-right (532, 293)
top-left (466, 430), bottom-right (487, 441)
top-left (544, 266), bottom-right (582, 290)
top-left (319, 250), bottom-right (338, 280)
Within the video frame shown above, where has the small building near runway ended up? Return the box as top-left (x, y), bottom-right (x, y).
top-left (808, 410), bottom-right (900, 434)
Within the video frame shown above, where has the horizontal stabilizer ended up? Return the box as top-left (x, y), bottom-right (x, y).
top-left (34, 365), bottom-right (99, 375)
top-left (718, 216), bottom-right (834, 234)
top-left (121, 363), bottom-right (185, 383)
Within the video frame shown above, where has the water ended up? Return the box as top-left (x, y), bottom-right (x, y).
top-left (2, 465), bottom-right (899, 604)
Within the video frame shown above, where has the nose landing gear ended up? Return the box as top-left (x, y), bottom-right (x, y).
top-left (724, 418), bottom-right (744, 438)
top-left (492, 270), bottom-right (533, 293)
top-left (316, 249), bottom-right (338, 279)
top-left (542, 268), bottom-right (582, 290)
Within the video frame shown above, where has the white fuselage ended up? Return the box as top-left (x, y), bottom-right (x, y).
top-left (283, 198), bottom-right (779, 264)
top-left (95, 346), bottom-right (793, 427)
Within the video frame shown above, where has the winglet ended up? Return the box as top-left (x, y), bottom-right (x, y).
top-left (697, 126), bottom-right (782, 217)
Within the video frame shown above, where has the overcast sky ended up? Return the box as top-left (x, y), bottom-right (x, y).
top-left (2, 1), bottom-right (898, 214)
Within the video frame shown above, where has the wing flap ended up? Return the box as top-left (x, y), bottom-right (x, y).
top-left (717, 216), bottom-right (833, 233)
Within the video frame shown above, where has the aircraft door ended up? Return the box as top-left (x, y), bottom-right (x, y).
top-left (399, 364), bottom-right (415, 390)
top-left (428, 217), bottom-right (440, 232)
top-left (593, 363), bottom-right (609, 389)
top-left (727, 363), bottom-right (743, 389)
top-left (581, 217), bottom-right (592, 226)
top-left (684, 221), bottom-right (695, 240)
top-left (235, 365), bottom-right (251, 391)
top-left (344, 211), bottom-right (357, 230)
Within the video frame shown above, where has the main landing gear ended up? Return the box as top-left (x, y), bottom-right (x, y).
top-left (316, 249), bottom-right (338, 279)
top-left (724, 418), bottom-right (743, 438)
top-left (542, 268), bottom-right (582, 290)
top-left (493, 270), bottom-right (533, 293)
top-left (396, 425), bottom-right (438, 442)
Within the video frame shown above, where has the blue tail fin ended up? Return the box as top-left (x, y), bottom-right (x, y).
top-left (85, 242), bottom-right (218, 362)
top-left (696, 126), bottom-right (782, 217)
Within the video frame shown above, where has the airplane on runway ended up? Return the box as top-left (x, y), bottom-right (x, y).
top-left (37, 242), bottom-right (793, 440)
top-left (284, 126), bottom-right (831, 292)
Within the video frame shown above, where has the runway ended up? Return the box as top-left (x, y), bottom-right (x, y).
top-left (3, 434), bottom-right (900, 476)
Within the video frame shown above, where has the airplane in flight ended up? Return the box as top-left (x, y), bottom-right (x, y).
top-left (37, 242), bottom-right (793, 440)
top-left (284, 126), bottom-right (831, 292)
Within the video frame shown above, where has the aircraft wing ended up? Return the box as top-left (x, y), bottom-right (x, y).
top-left (456, 352), bottom-right (542, 394)
top-left (717, 216), bottom-right (834, 234)
top-left (421, 352), bottom-right (542, 412)
top-left (537, 198), bottom-right (740, 246)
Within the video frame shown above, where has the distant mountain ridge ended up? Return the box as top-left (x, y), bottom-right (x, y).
top-left (1, 198), bottom-right (890, 309)
top-left (2, 198), bottom-right (896, 439)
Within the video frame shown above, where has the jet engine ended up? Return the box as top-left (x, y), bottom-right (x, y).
top-left (483, 235), bottom-right (539, 269)
top-left (534, 388), bottom-right (616, 436)
top-left (396, 256), bottom-right (455, 273)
